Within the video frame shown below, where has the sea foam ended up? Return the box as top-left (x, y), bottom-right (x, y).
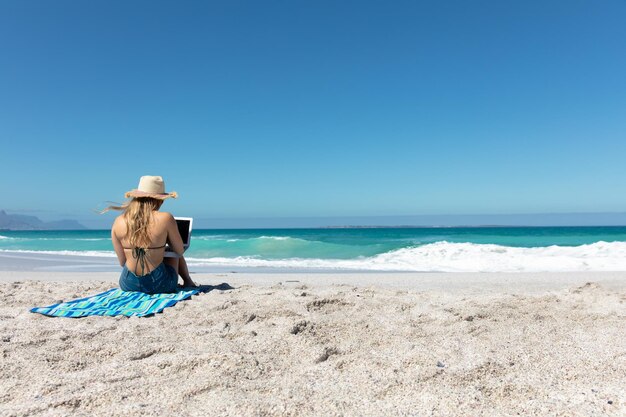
top-left (0, 249), bottom-right (117, 257)
top-left (3, 241), bottom-right (626, 272)
top-left (185, 241), bottom-right (626, 272)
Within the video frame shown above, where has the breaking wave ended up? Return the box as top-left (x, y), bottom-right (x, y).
top-left (3, 240), bottom-right (626, 272)
top-left (186, 241), bottom-right (626, 272)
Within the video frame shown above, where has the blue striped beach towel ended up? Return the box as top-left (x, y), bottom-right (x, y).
top-left (30, 288), bottom-right (200, 318)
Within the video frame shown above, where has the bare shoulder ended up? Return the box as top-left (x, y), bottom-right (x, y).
top-left (155, 211), bottom-right (175, 223)
top-left (111, 215), bottom-right (126, 236)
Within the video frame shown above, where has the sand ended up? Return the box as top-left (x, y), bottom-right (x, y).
top-left (0, 271), bottom-right (625, 416)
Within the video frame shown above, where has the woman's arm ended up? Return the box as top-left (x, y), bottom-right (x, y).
top-left (165, 213), bottom-right (185, 256)
top-left (111, 221), bottom-right (127, 267)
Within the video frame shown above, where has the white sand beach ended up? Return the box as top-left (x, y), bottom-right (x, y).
top-left (1, 267), bottom-right (625, 416)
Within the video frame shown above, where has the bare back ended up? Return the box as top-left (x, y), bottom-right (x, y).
top-left (111, 211), bottom-right (183, 275)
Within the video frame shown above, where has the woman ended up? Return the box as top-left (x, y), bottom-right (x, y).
top-left (106, 175), bottom-right (197, 293)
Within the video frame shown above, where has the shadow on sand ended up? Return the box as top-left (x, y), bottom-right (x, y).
top-left (179, 282), bottom-right (235, 294)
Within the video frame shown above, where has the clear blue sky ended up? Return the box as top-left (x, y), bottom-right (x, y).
top-left (1, 1), bottom-right (625, 228)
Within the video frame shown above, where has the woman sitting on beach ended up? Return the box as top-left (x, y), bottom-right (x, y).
top-left (105, 175), bottom-right (197, 293)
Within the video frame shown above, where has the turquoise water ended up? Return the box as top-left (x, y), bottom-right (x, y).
top-left (2, 227), bottom-right (626, 256)
top-left (2, 227), bottom-right (626, 271)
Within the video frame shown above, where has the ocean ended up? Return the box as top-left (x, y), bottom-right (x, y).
top-left (2, 226), bottom-right (626, 272)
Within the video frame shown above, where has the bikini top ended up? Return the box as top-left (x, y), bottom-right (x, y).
top-left (122, 244), bottom-right (166, 250)
top-left (123, 244), bottom-right (167, 276)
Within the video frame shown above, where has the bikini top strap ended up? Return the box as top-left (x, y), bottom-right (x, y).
top-left (124, 244), bottom-right (165, 276)
top-left (122, 244), bottom-right (166, 250)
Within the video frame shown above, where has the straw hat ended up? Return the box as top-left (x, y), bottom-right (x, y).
top-left (125, 176), bottom-right (178, 199)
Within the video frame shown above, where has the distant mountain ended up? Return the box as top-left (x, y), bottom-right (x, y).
top-left (0, 210), bottom-right (86, 230)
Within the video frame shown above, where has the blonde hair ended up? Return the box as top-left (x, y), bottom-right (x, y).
top-left (102, 198), bottom-right (162, 248)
